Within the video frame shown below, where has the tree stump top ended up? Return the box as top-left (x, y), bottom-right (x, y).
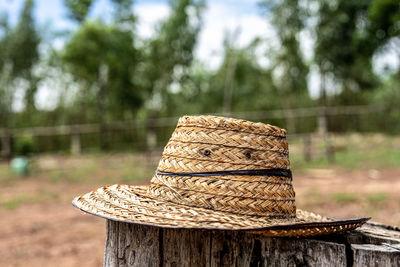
top-left (104, 220), bottom-right (400, 267)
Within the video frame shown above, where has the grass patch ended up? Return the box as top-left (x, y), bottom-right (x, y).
top-left (290, 135), bottom-right (400, 171)
top-left (0, 191), bottom-right (60, 210)
top-left (331, 192), bottom-right (359, 203)
top-left (120, 170), bottom-right (149, 183)
top-left (366, 192), bottom-right (389, 204)
top-left (42, 154), bottom-right (154, 184)
top-left (0, 164), bottom-right (8, 175)
top-left (0, 164), bottom-right (15, 186)
top-left (47, 162), bottom-right (150, 184)
top-left (1, 195), bottom-right (30, 210)
top-left (332, 148), bottom-right (400, 170)
top-left (303, 188), bottom-right (326, 207)
top-left (118, 163), bottom-right (155, 184)
top-left (48, 163), bottom-right (99, 184)
top-left (333, 151), bottom-right (362, 169)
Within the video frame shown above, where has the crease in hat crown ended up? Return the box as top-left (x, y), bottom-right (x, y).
top-left (147, 115), bottom-right (296, 218)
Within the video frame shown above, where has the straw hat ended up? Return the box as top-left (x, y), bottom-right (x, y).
top-left (72, 115), bottom-right (369, 237)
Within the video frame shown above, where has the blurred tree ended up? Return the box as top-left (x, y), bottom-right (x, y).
top-left (62, 20), bottom-right (140, 147)
top-left (161, 62), bottom-right (215, 115)
top-left (314, 0), bottom-right (378, 106)
top-left (313, 0), bottom-right (399, 103)
top-left (64, 0), bottom-right (95, 23)
top-left (111, 0), bottom-right (135, 25)
top-left (366, 0), bottom-right (400, 53)
top-left (312, 0), bottom-right (399, 132)
top-left (0, 61), bottom-right (12, 126)
top-left (1, 0), bottom-right (40, 81)
top-left (260, 0), bottom-right (310, 133)
top-left (215, 37), bottom-right (280, 113)
top-left (138, 0), bottom-right (204, 117)
top-left (62, 0), bottom-right (140, 149)
top-left (165, 38), bottom-right (283, 118)
top-left (220, 30), bottom-right (240, 115)
top-left (0, 14), bottom-right (11, 125)
top-left (373, 73), bottom-right (400, 133)
top-left (0, 0), bottom-right (40, 120)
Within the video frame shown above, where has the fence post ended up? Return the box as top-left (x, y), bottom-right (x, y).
top-left (71, 134), bottom-right (81, 155)
top-left (303, 135), bottom-right (312, 162)
top-left (146, 119), bottom-right (157, 168)
top-left (0, 128), bottom-right (11, 159)
top-left (146, 120), bottom-right (157, 150)
top-left (317, 106), bottom-right (334, 163)
top-left (324, 133), bottom-right (334, 163)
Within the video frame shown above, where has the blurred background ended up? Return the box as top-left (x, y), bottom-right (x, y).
top-left (0, 0), bottom-right (399, 266)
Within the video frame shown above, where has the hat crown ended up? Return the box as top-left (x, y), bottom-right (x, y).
top-left (149, 115), bottom-right (296, 218)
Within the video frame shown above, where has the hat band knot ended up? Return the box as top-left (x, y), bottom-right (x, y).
top-left (149, 168), bottom-right (296, 218)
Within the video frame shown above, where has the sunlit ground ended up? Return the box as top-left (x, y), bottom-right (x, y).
top-left (0, 133), bottom-right (399, 266)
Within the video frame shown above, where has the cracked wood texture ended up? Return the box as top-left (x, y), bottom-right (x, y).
top-left (104, 220), bottom-right (400, 267)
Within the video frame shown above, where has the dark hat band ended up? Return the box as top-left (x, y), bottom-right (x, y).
top-left (155, 168), bottom-right (292, 179)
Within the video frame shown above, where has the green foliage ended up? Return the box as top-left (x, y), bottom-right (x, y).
top-left (0, 0), bottom-right (40, 125)
top-left (212, 39), bottom-right (281, 112)
top-left (162, 62), bottom-right (216, 114)
top-left (110, 0), bottom-right (136, 24)
top-left (138, 0), bottom-right (205, 115)
top-left (62, 20), bottom-right (141, 118)
top-left (372, 74), bottom-right (400, 133)
top-left (260, 0), bottom-right (309, 96)
top-left (0, 62), bottom-right (13, 124)
top-left (259, 0), bottom-right (311, 132)
top-left (64, 0), bottom-right (95, 23)
top-left (314, 0), bottom-right (377, 99)
top-left (0, 0), bottom-right (40, 78)
top-left (162, 37), bottom-right (285, 116)
top-left (368, 0), bottom-right (400, 41)
top-left (14, 136), bottom-right (35, 156)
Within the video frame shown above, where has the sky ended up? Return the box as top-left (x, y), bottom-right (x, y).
top-left (1, 0), bottom-right (399, 111)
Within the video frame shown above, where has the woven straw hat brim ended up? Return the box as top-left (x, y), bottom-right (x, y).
top-left (72, 184), bottom-right (369, 237)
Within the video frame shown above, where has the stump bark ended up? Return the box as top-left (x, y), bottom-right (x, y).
top-left (104, 221), bottom-right (400, 267)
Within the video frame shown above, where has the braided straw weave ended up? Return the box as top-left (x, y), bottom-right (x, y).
top-left (72, 115), bottom-right (369, 237)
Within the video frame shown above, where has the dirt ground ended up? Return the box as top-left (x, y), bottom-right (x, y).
top-left (0, 154), bottom-right (399, 267)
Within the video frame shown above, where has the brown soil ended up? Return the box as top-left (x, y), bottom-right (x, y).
top-left (0, 182), bottom-right (106, 267)
top-left (1, 161), bottom-right (399, 266)
top-left (293, 168), bottom-right (400, 224)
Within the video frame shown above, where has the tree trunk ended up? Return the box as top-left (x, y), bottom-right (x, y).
top-left (103, 221), bottom-right (400, 267)
top-left (98, 64), bottom-right (109, 151)
top-left (223, 49), bottom-right (236, 116)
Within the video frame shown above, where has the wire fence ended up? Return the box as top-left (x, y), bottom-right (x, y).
top-left (0, 104), bottom-right (389, 160)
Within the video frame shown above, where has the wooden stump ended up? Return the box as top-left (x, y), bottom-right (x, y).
top-left (104, 221), bottom-right (400, 267)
